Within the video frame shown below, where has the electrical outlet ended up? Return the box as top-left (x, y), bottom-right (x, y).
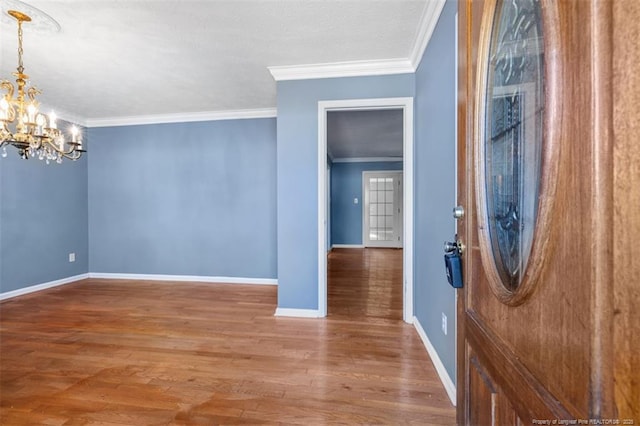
top-left (442, 312), bottom-right (447, 335)
top-left (69, 253), bottom-right (75, 263)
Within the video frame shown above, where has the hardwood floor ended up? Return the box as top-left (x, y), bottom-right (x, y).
top-left (1, 249), bottom-right (455, 425)
top-left (328, 248), bottom-right (403, 321)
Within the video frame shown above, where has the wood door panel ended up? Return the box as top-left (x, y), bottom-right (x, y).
top-left (468, 348), bottom-right (522, 426)
top-left (469, 244), bottom-right (592, 416)
top-left (466, 311), bottom-right (574, 421)
top-left (464, 0), bottom-right (601, 417)
top-left (457, 0), bottom-right (631, 423)
top-left (494, 390), bottom-right (518, 426)
top-left (613, 0), bottom-right (640, 420)
top-left (468, 354), bottom-right (496, 426)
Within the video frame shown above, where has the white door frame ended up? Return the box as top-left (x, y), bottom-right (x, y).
top-left (317, 97), bottom-right (414, 323)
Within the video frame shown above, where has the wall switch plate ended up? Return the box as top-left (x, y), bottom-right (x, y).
top-left (354, 197), bottom-right (359, 204)
top-left (69, 253), bottom-right (76, 262)
top-left (442, 312), bottom-right (447, 335)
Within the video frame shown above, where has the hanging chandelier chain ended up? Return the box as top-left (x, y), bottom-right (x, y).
top-left (17, 20), bottom-right (24, 74)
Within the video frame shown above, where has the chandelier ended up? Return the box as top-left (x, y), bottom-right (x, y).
top-left (0, 9), bottom-right (84, 163)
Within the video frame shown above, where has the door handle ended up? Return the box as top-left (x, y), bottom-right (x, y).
top-left (453, 205), bottom-right (465, 219)
top-left (444, 238), bottom-right (465, 255)
top-left (444, 241), bottom-right (458, 253)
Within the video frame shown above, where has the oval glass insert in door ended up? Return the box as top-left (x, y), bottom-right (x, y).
top-left (482, 0), bottom-right (545, 292)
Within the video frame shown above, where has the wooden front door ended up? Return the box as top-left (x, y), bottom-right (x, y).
top-left (457, 0), bottom-right (639, 424)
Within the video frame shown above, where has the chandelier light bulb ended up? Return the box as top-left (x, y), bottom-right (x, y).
top-left (27, 103), bottom-right (37, 123)
top-left (0, 98), bottom-right (8, 120)
top-left (49, 111), bottom-right (57, 129)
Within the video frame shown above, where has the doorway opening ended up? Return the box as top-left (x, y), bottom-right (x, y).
top-left (317, 97), bottom-right (414, 322)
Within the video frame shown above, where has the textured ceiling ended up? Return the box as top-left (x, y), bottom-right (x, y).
top-left (1, 0), bottom-right (432, 123)
top-left (327, 110), bottom-right (403, 160)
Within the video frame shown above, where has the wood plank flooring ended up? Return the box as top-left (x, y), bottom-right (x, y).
top-left (0, 248), bottom-right (455, 425)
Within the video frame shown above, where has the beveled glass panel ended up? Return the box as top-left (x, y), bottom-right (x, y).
top-left (385, 204), bottom-right (394, 215)
top-left (385, 216), bottom-right (393, 229)
top-left (385, 179), bottom-right (393, 190)
top-left (484, 0), bottom-right (544, 290)
top-left (385, 190), bottom-right (394, 203)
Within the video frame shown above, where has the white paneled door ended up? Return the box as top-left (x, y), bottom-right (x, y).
top-left (363, 171), bottom-right (403, 248)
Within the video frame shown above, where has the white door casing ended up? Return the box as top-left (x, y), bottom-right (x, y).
top-left (317, 97), bottom-right (414, 322)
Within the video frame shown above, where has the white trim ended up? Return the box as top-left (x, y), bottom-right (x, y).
top-left (318, 97), bottom-right (414, 323)
top-left (40, 103), bottom-right (87, 127)
top-left (318, 97), bottom-right (413, 111)
top-left (85, 108), bottom-right (277, 128)
top-left (331, 244), bottom-right (365, 249)
top-left (403, 100), bottom-right (415, 323)
top-left (88, 273), bottom-right (277, 285)
top-left (332, 157), bottom-right (403, 163)
top-left (274, 308), bottom-right (322, 318)
top-left (0, 273), bottom-right (89, 301)
top-left (319, 105), bottom-right (329, 318)
top-left (413, 316), bottom-right (457, 406)
top-left (268, 59), bottom-right (413, 81)
top-left (35, 1), bottom-right (444, 127)
top-left (409, 0), bottom-right (447, 69)
top-left (268, 3), bottom-right (444, 83)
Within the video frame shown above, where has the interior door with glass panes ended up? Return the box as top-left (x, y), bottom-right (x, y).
top-left (363, 171), bottom-right (402, 248)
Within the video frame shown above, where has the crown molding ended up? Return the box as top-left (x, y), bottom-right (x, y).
top-left (268, 58), bottom-right (413, 81)
top-left (268, 1), bottom-right (446, 82)
top-left (43, 2), bottom-right (444, 125)
top-left (39, 103), bottom-right (87, 128)
top-left (409, 0), bottom-right (446, 69)
top-left (85, 108), bottom-right (277, 128)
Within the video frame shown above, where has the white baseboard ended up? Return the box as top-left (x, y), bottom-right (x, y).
top-left (274, 308), bottom-right (322, 318)
top-left (88, 273), bottom-right (277, 286)
top-left (413, 316), bottom-right (456, 406)
top-left (331, 244), bottom-right (364, 249)
top-left (0, 273), bottom-right (89, 301)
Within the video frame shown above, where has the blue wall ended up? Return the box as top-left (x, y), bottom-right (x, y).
top-left (331, 161), bottom-right (403, 246)
top-left (0, 133), bottom-right (89, 293)
top-left (276, 74), bottom-right (414, 310)
top-left (414, 0), bottom-right (458, 382)
top-left (88, 118), bottom-right (277, 279)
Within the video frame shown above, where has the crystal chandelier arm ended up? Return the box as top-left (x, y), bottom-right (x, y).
top-left (26, 86), bottom-right (41, 102)
top-left (1, 80), bottom-right (15, 100)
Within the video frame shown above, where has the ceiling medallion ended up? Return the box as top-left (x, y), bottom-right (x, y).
top-left (0, 0), bottom-right (61, 33)
top-left (1, 9), bottom-right (84, 163)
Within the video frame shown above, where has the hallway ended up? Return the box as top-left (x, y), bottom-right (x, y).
top-left (328, 248), bottom-right (403, 321)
